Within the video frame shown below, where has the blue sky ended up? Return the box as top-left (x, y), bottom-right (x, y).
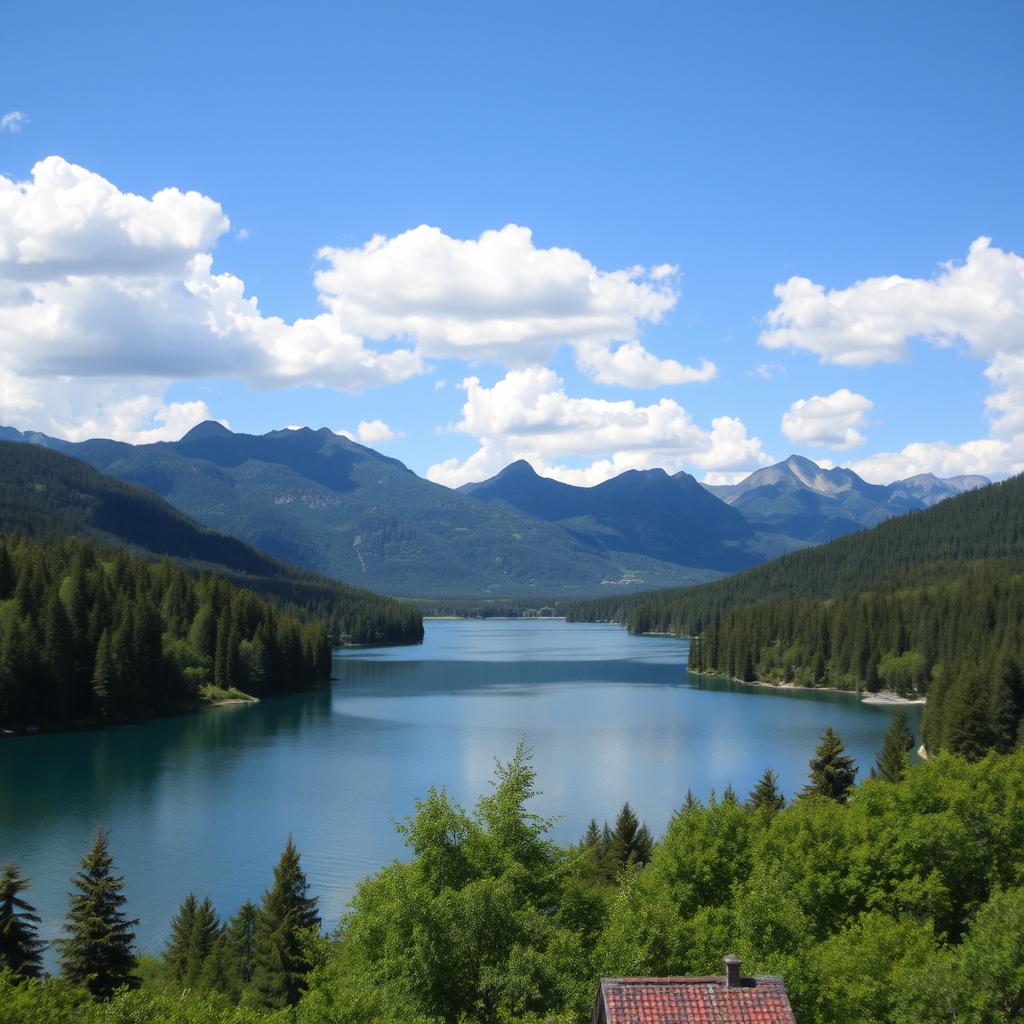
top-left (2, 0), bottom-right (1022, 484)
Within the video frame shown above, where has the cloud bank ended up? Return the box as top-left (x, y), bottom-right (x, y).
top-left (427, 367), bottom-right (771, 487)
top-left (762, 238), bottom-right (1024, 480)
top-left (0, 158), bottom-right (711, 442)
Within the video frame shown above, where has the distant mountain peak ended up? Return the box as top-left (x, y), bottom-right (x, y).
top-left (179, 420), bottom-right (233, 442)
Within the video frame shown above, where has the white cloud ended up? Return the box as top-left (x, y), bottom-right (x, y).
top-left (426, 367), bottom-right (771, 487)
top-left (0, 112), bottom-right (27, 133)
top-left (0, 158), bottom-right (712, 441)
top-left (434, 378), bottom-right (447, 390)
top-left (762, 238), bottom-right (1024, 480)
top-left (356, 418), bottom-right (402, 443)
top-left (849, 439), bottom-right (1019, 484)
top-left (751, 362), bottom-right (786, 380)
top-left (574, 341), bottom-right (716, 388)
top-left (55, 396), bottom-right (223, 444)
top-left (315, 223), bottom-right (710, 386)
top-left (780, 388), bottom-right (873, 451)
top-left (760, 237), bottom-right (1024, 368)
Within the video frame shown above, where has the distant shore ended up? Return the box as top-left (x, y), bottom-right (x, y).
top-left (690, 669), bottom-right (925, 705)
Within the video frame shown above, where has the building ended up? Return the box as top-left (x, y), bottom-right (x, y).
top-left (592, 955), bottom-right (797, 1024)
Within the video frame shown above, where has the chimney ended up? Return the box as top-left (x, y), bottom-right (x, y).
top-left (724, 954), bottom-right (741, 988)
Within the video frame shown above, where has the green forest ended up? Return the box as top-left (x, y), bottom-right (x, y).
top-left (0, 441), bottom-right (424, 647)
top-left (2, 740), bottom-right (1023, 1024)
top-left (567, 474), bottom-right (1024, 757)
top-left (0, 532), bottom-right (337, 729)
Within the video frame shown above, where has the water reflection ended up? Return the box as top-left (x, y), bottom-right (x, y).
top-left (0, 620), bottom-right (919, 963)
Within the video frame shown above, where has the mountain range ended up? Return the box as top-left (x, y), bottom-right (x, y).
top-left (0, 423), bottom-right (990, 596)
top-left (703, 454), bottom-right (989, 542)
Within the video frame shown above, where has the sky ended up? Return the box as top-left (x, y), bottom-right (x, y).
top-left (1, 0), bottom-right (1022, 486)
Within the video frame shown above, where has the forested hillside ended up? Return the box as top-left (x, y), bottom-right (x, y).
top-left (568, 474), bottom-right (1024, 756)
top-left (0, 533), bottom-right (333, 729)
top-left (0, 441), bottom-right (422, 645)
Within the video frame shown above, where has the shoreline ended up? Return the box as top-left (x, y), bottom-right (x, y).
top-left (689, 670), bottom-right (925, 705)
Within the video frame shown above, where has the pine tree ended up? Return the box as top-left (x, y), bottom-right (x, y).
top-left (990, 656), bottom-right (1023, 754)
top-left (248, 839), bottom-right (320, 1008)
top-left (873, 711), bottom-right (915, 783)
top-left (747, 768), bottom-right (785, 814)
top-left (165, 893), bottom-right (197, 984)
top-left (185, 897), bottom-right (221, 986)
top-left (803, 727), bottom-right (858, 803)
top-left (224, 900), bottom-right (259, 999)
top-left (609, 803), bottom-right (653, 870)
top-left (198, 929), bottom-right (231, 994)
top-left (0, 864), bottom-right (44, 981)
top-left (91, 630), bottom-right (114, 719)
top-left (57, 830), bottom-right (139, 1000)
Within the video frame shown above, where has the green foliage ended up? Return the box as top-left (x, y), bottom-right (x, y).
top-left (804, 727), bottom-right (858, 803)
top-left (0, 865), bottom-right (44, 981)
top-left (747, 768), bottom-right (785, 814)
top-left (874, 711), bottom-right (915, 783)
top-left (56, 830), bottom-right (138, 1001)
top-left (0, 532), bottom-right (336, 729)
top-left (6, 748), bottom-right (1024, 1023)
top-left (248, 838), bottom-right (320, 1009)
top-left (0, 972), bottom-right (289, 1023)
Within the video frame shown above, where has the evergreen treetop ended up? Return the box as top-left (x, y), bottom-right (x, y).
top-left (0, 864), bottom-right (45, 981)
top-left (803, 727), bottom-right (858, 803)
top-left (57, 829), bottom-right (139, 1001)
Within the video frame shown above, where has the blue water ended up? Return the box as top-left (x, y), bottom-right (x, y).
top-left (0, 619), bottom-right (919, 960)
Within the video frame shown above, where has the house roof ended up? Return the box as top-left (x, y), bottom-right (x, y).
top-left (594, 976), bottom-right (797, 1024)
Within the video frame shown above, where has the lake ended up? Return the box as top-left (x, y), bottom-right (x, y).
top-left (0, 619), bottom-right (920, 960)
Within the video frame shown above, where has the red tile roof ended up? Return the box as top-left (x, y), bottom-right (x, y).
top-left (594, 976), bottom-right (797, 1024)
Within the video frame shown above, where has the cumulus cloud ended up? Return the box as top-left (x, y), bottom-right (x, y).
top-left (849, 439), bottom-right (1020, 484)
top-left (762, 238), bottom-right (1024, 479)
top-left (0, 158), bottom-right (712, 441)
top-left (0, 112), bottom-right (27, 133)
top-left (780, 388), bottom-right (873, 451)
top-left (426, 367), bottom-right (771, 487)
top-left (355, 418), bottom-right (402, 443)
top-left (315, 224), bottom-right (710, 386)
top-left (760, 238), bottom-right (1024, 368)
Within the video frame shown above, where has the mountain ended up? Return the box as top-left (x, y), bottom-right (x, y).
top-left (705, 454), bottom-right (990, 542)
top-left (0, 441), bottom-right (422, 643)
top-left (567, 473), bottom-right (1024, 757)
top-left (1, 425), bottom-right (731, 596)
top-left (459, 460), bottom-right (797, 571)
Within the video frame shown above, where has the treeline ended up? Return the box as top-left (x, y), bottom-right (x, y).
top-left (567, 474), bottom-right (1024, 757)
top-left (0, 441), bottom-right (423, 647)
top-left (4, 738), bottom-right (1024, 1024)
top-left (413, 596), bottom-right (567, 618)
top-left (0, 830), bottom-right (318, 1022)
top-left (566, 471), bottom-right (1024, 629)
top-left (0, 533), bottom-right (333, 728)
top-left (687, 561), bottom-right (1024, 757)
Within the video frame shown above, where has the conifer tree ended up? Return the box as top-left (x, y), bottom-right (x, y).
top-left (57, 830), bottom-right (138, 1000)
top-left (609, 803), bottom-right (653, 870)
top-left (803, 727), bottom-right (858, 803)
top-left (0, 864), bottom-right (44, 981)
top-left (184, 897), bottom-right (221, 986)
top-left (165, 893), bottom-right (197, 984)
top-left (224, 900), bottom-right (259, 998)
top-left (873, 711), bottom-right (915, 783)
top-left (91, 630), bottom-right (114, 719)
top-left (248, 839), bottom-right (320, 1008)
top-left (747, 768), bottom-right (785, 814)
